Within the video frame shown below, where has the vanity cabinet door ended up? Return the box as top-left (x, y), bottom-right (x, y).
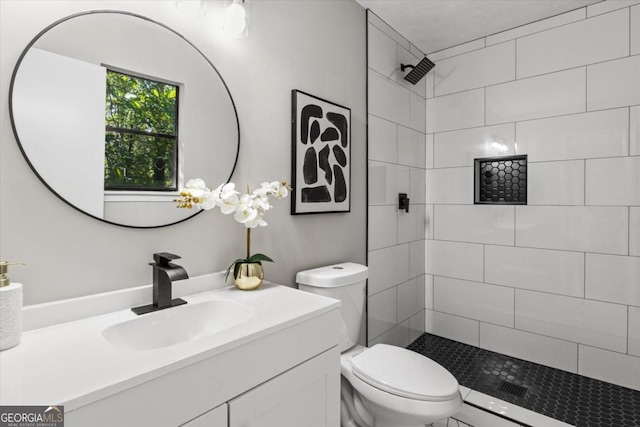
top-left (228, 347), bottom-right (339, 427)
top-left (180, 403), bottom-right (227, 427)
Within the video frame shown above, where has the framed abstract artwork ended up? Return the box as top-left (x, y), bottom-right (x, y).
top-left (291, 90), bottom-right (351, 214)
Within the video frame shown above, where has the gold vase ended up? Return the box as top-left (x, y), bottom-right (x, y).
top-left (233, 262), bottom-right (264, 290)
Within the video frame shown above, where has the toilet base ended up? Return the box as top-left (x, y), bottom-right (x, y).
top-left (340, 346), bottom-right (463, 427)
top-left (340, 373), bottom-right (461, 427)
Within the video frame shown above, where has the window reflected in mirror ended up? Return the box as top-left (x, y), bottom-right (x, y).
top-left (104, 70), bottom-right (179, 191)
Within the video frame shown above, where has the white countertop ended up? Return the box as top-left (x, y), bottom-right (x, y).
top-left (0, 281), bottom-right (339, 411)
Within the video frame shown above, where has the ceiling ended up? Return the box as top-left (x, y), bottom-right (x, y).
top-left (355, 0), bottom-right (601, 54)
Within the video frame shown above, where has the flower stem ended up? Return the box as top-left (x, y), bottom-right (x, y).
top-left (246, 184), bottom-right (251, 260)
top-left (246, 227), bottom-right (251, 259)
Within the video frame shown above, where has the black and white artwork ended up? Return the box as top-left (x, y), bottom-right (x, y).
top-left (291, 90), bottom-right (351, 214)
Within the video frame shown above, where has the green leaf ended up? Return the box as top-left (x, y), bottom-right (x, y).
top-left (247, 253), bottom-right (274, 263)
top-left (224, 258), bottom-right (247, 282)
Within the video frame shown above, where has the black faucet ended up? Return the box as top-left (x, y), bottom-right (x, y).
top-left (132, 253), bottom-right (189, 315)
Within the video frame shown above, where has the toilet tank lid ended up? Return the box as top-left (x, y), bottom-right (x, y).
top-left (296, 263), bottom-right (368, 287)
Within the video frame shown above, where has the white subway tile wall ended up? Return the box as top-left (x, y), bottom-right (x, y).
top-left (426, 239), bottom-right (484, 282)
top-left (367, 11), bottom-right (428, 346)
top-left (585, 156), bottom-right (640, 206)
top-left (434, 277), bottom-right (515, 327)
top-left (398, 125), bottom-right (426, 167)
top-left (486, 9), bottom-right (586, 47)
top-left (428, 38), bottom-right (485, 62)
top-left (426, 88), bottom-right (484, 133)
top-left (367, 23), bottom-right (397, 80)
top-left (586, 55), bottom-right (640, 111)
top-left (526, 160), bottom-right (585, 205)
top-left (484, 245), bottom-right (585, 297)
top-left (479, 323), bottom-right (579, 373)
top-left (435, 205), bottom-right (515, 245)
top-left (425, 167), bottom-right (474, 204)
top-left (630, 307), bottom-right (640, 357)
top-left (515, 108), bottom-right (629, 161)
top-left (516, 9), bottom-right (629, 79)
top-left (632, 105), bottom-right (640, 155)
top-left (515, 206), bottom-right (628, 254)
top-left (398, 204), bottom-right (426, 243)
top-left (578, 345), bottom-right (640, 391)
top-left (515, 290), bottom-right (628, 353)
top-left (368, 115), bottom-right (397, 163)
top-left (631, 208), bottom-right (640, 256)
top-left (368, 287), bottom-right (397, 339)
top-left (406, 4), bottom-right (639, 391)
top-left (426, 309), bottom-right (480, 347)
top-left (433, 123), bottom-right (516, 168)
top-left (434, 41), bottom-right (515, 97)
top-left (368, 244), bottom-right (410, 295)
top-left (368, 205), bottom-right (397, 250)
top-left (587, 0), bottom-right (640, 18)
top-left (368, 161), bottom-right (408, 205)
top-left (633, 5), bottom-right (640, 55)
top-left (397, 276), bottom-right (425, 323)
top-left (485, 68), bottom-right (586, 124)
top-left (585, 253), bottom-right (640, 306)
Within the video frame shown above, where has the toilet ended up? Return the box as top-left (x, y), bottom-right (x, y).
top-left (296, 263), bottom-right (463, 427)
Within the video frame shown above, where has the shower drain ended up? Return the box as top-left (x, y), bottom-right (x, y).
top-left (497, 380), bottom-right (529, 398)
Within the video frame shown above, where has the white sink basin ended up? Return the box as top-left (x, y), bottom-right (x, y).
top-left (102, 299), bottom-right (253, 351)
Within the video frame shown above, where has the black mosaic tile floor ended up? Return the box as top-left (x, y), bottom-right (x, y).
top-left (407, 333), bottom-right (640, 427)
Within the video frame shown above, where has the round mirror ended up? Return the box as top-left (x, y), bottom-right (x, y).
top-left (9, 11), bottom-right (239, 228)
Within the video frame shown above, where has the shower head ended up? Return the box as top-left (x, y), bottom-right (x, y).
top-left (401, 57), bottom-right (435, 85)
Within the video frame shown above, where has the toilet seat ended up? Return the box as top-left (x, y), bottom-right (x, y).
top-left (351, 344), bottom-right (459, 402)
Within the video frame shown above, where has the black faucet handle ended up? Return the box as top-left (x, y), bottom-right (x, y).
top-left (153, 252), bottom-right (181, 267)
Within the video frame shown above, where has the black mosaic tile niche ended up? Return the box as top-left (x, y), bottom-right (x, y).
top-left (474, 155), bottom-right (527, 205)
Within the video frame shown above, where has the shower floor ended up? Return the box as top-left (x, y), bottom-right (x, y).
top-left (407, 333), bottom-right (640, 427)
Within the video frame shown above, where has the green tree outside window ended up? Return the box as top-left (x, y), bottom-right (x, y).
top-left (104, 70), bottom-right (179, 191)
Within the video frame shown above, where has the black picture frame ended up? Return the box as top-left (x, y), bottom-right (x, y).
top-left (291, 90), bottom-right (351, 214)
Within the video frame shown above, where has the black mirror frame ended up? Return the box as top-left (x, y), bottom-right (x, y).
top-left (8, 10), bottom-right (240, 229)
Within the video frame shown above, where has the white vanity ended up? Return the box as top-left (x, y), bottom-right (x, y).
top-left (0, 274), bottom-right (341, 427)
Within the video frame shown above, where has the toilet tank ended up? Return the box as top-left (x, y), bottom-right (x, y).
top-left (296, 263), bottom-right (368, 352)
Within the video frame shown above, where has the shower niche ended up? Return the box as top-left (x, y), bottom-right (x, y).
top-left (474, 155), bottom-right (527, 205)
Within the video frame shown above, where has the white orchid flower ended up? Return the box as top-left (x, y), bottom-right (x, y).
top-left (176, 178), bottom-right (289, 226)
top-left (183, 178), bottom-right (209, 198)
top-left (262, 181), bottom-right (289, 199)
top-left (186, 178), bottom-right (206, 190)
top-left (274, 185), bottom-right (289, 199)
top-left (245, 216), bottom-right (268, 228)
top-left (199, 192), bottom-right (217, 210)
top-left (233, 195), bottom-right (258, 224)
top-left (211, 183), bottom-right (239, 214)
top-left (253, 186), bottom-right (269, 199)
top-left (219, 194), bottom-right (239, 214)
top-left (259, 182), bottom-right (275, 195)
top-left (219, 183), bottom-right (238, 200)
top-left (251, 194), bottom-right (271, 212)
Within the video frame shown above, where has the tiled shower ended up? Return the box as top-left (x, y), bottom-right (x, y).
top-left (367, 0), bottom-right (640, 394)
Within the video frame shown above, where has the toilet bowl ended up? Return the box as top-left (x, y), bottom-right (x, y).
top-left (297, 263), bottom-right (463, 427)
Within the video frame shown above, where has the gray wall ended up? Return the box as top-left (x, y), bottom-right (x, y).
top-left (425, 2), bottom-right (640, 391)
top-left (0, 0), bottom-right (367, 305)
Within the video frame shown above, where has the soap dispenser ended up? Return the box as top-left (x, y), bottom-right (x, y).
top-left (0, 262), bottom-right (25, 351)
